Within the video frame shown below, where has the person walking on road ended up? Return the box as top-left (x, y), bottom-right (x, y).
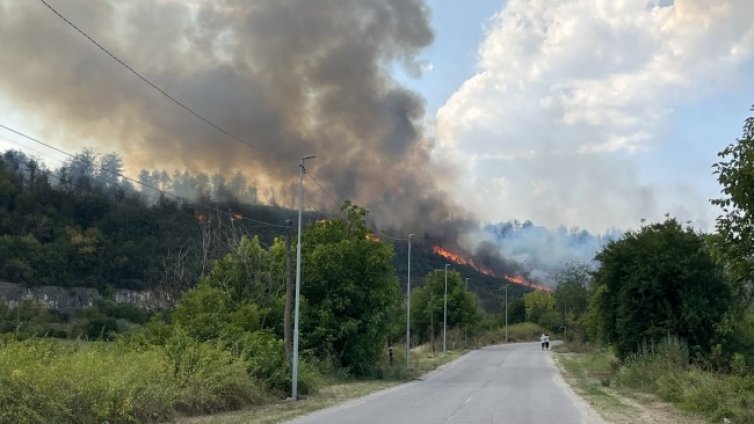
top-left (540, 333), bottom-right (546, 350)
top-left (544, 334), bottom-right (550, 350)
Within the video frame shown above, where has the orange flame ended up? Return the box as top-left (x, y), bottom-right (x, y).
top-left (366, 233), bottom-right (381, 242)
top-left (432, 246), bottom-right (496, 277)
top-left (432, 245), bottom-right (551, 292)
top-left (194, 210), bottom-right (209, 224)
top-left (503, 274), bottom-right (552, 292)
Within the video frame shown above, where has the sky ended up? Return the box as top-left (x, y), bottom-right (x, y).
top-left (411, 0), bottom-right (754, 233)
top-left (2, 0), bottom-right (754, 235)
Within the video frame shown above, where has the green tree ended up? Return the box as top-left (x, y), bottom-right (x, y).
top-left (411, 269), bottom-right (480, 345)
top-left (710, 105), bottom-right (754, 365)
top-left (171, 270), bottom-right (290, 391)
top-left (203, 235), bottom-right (281, 310)
top-left (552, 263), bottom-right (591, 341)
top-left (300, 201), bottom-right (401, 375)
top-left (590, 219), bottom-right (730, 358)
top-left (523, 290), bottom-right (558, 330)
top-left (510, 297), bottom-right (527, 324)
top-left (712, 105), bottom-right (754, 309)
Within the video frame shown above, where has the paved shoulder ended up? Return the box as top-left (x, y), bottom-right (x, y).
top-left (286, 342), bottom-right (606, 424)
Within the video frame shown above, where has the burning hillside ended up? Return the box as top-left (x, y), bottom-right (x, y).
top-left (432, 245), bottom-right (551, 292)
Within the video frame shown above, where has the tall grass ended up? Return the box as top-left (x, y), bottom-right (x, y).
top-left (616, 337), bottom-right (754, 423)
top-left (0, 336), bottom-right (264, 424)
top-left (562, 336), bottom-right (754, 423)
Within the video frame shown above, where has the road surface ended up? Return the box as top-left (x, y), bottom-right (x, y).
top-left (286, 342), bottom-right (605, 424)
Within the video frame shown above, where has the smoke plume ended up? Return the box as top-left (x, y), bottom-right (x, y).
top-left (0, 0), bottom-right (471, 236)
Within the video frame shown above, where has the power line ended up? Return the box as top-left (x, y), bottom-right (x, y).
top-left (1, 124), bottom-right (83, 163)
top-left (35, 1), bottom-right (353, 230)
top-left (2, 151), bottom-right (63, 184)
top-left (0, 135), bottom-right (67, 165)
top-left (0, 125), bottom-right (289, 230)
top-left (379, 232), bottom-right (408, 242)
top-left (38, 0), bottom-right (262, 154)
top-left (307, 173), bottom-right (341, 210)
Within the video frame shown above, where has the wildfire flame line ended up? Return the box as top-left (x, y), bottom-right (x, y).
top-left (432, 246), bottom-right (551, 292)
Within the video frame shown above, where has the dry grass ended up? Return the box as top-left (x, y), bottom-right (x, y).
top-left (553, 349), bottom-right (708, 424)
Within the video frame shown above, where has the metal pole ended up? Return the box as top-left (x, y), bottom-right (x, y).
top-left (505, 284), bottom-right (509, 343)
top-left (430, 292), bottom-right (434, 352)
top-left (406, 233), bottom-right (414, 369)
top-left (564, 303), bottom-right (567, 343)
top-left (292, 155), bottom-right (315, 401)
top-left (443, 264), bottom-right (449, 353)
top-left (284, 220), bottom-right (292, 359)
top-left (464, 278), bottom-right (469, 348)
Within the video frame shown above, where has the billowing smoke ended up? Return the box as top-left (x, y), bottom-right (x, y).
top-left (0, 0), bottom-right (469, 236)
top-left (0, 0), bottom-right (625, 287)
top-left (482, 221), bottom-right (621, 283)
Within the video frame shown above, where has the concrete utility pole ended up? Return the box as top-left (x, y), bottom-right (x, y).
top-left (505, 284), bottom-right (509, 343)
top-left (284, 220), bottom-right (293, 359)
top-left (406, 233), bottom-right (414, 369)
top-left (292, 155), bottom-right (315, 401)
top-left (443, 264), bottom-right (449, 353)
top-left (563, 304), bottom-right (567, 343)
top-left (430, 292), bottom-right (435, 352)
top-left (464, 278), bottom-right (469, 348)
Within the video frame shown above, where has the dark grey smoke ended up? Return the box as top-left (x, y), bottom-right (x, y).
top-left (0, 0), bottom-right (467, 235)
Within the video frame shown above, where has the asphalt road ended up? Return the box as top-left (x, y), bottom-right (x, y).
top-left (286, 342), bottom-right (605, 424)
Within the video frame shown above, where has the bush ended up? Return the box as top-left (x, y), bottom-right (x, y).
top-left (0, 337), bottom-right (263, 424)
top-left (164, 332), bottom-right (263, 414)
top-left (0, 300), bottom-right (68, 339)
top-left (224, 330), bottom-right (289, 393)
top-left (616, 336), bottom-right (754, 423)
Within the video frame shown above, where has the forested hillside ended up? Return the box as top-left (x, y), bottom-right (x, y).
top-left (0, 149), bottom-right (527, 310)
top-left (0, 150), bottom-right (310, 293)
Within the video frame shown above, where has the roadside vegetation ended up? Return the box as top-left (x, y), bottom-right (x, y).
top-left (0, 333), bottom-right (466, 424)
top-left (3, 108), bottom-right (754, 423)
top-left (0, 336), bottom-right (265, 424)
top-left (173, 346), bottom-right (465, 424)
top-left (0, 189), bottom-right (495, 423)
top-left (556, 338), bottom-right (754, 423)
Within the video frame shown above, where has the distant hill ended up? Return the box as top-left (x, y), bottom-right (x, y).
top-left (0, 149), bottom-right (529, 314)
top-left (0, 150), bottom-right (318, 294)
top-left (389, 240), bottom-right (531, 313)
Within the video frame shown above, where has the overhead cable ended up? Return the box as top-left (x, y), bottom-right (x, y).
top-left (0, 124), bottom-right (289, 230)
top-left (38, 0), bottom-right (262, 154)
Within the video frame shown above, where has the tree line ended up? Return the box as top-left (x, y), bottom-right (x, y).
top-left (0, 149), bottom-right (312, 293)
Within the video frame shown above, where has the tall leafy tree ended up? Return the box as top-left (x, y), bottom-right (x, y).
top-left (65, 148), bottom-right (98, 192)
top-left (411, 269), bottom-right (480, 344)
top-left (300, 201), bottom-right (401, 375)
top-left (97, 153), bottom-right (124, 190)
top-left (590, 219), bottom-right (729, 358)
top-left (712, 105), bottom-right (754, 308)
top-left (523, 290), bottom-right (559, 330)
top-left (710, 105), bottom-right (754, 364)
top-left (552, 263), bottom-right (591, 340)
top-left (202, 235), bottom-right (280, 307)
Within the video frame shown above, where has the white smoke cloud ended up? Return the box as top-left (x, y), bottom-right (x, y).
top-left (435, 0), bottom-right (754, 232)
top-left (481, 221), bottom-right (622, 284)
